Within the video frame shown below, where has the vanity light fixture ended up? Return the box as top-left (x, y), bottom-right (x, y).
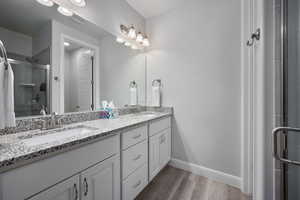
top-left (36, 0), bottom-right (54, 7)
top-left (136, 32), bottom-right (143, 43)
top-left (69, 0), bottom-right (86, 7)
top-left (142, 36), bottom-right (150, 47)
top-left (120, 25), bottom-right (129, 35)
top-left (118, 24), bottom-right (150, 49)
top-left (57, 6), bottom-right (74, 16)
top-left (64, 42), bottom-right (70, 46)
top-left (116, 37), bottom-right (125, 43)
top-left (128, 25), bottom-right (136, 39)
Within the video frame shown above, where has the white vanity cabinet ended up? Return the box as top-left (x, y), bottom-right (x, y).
top-left (28, 154), bottom-right (120, 200)
top-left (0, 135), bottom-right (120, 200)
top-left (0, 115), bottom-right (172, 200)
top-left (149, 118), bottom-right (171, 181)
top-left (121, 125), bottom-right (148, 200)
top-left (81, 155), bottom-right (120, 200)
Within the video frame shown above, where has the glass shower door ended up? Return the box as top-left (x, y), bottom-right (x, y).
top-left (9, 59), bottom-right (50, 117)
top-left (274, 0), bottom-right (300, 199)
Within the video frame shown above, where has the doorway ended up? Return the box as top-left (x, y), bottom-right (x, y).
top-left (63, 38), bottom-right (95, 113)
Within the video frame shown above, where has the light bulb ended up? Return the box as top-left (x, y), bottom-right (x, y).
top-left (142, 37), bottom-right (150, 47)
top-left (128, 25), bottom-right (136, 39)
top-left (124, 42), bottom-right (131, 47)
top-left (36, 0), bottom-right (54, 7)
top-left (57, 6), bottom-right (73, 16)
top-left (136, 32), bottom-right (143, 43)
top-left (64, 42), bottom-right (70, 46)
top-left (69, 0), bottom-right (86, 7)
top-left (116, 37), bottom-right (124, 43)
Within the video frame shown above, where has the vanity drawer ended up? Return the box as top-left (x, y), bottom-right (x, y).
top-left (122, 140), bottom-right (148, 179)
top-left (149, 117), bottom-right (171, 136)
top-left (122, 164), bottom-right (148, 200)
top-left (122, 125), bottom-right (147, 150)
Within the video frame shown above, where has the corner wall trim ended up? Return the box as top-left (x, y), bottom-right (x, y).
top-left (169, 158), bottom-right (242, 189)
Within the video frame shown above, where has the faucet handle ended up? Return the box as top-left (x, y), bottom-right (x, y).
top-left (51, 112), bottom-right (58, 116)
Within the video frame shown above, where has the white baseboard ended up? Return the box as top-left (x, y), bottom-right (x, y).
top-left (169, 158), bottom-right (242, 189)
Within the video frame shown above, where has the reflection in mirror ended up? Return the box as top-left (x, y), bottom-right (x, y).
top-left (0, 0), bottom-right (146, 118)
top-left (63, 39), bottom-right (96, 113)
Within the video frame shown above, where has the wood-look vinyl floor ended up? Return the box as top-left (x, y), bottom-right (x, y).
top-left (136, 166), bottom-right (250, 200)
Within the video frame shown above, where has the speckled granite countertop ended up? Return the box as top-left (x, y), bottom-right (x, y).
top-left (0, 111), bottom-right (171, 173)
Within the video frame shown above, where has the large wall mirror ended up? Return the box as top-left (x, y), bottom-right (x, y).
top-left (0, 0), bottom-right (146, 118)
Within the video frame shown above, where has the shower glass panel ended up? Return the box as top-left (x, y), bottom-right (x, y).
top-left (9, 59), bottom-right (50, 117)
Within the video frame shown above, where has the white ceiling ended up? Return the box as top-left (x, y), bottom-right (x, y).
top-left (125, 0), bottom-right (185, 19)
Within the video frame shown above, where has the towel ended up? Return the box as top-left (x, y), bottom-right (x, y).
top-left (151, 86), bottom-right (161, 107)
top-left (0, 61), bottom-right (5, 129)
top-left (4, 61), bottom-right (15, 127)
top-left (130, 87), bottom-right (137, 105)
top-left (0, 59), bottom-right (15, 129)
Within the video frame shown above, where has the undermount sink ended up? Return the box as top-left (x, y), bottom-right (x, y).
top-left (19, 125), bottom-right (98, 147)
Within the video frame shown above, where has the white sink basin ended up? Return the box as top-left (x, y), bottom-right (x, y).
top-left (19, 125), bottom-right (98, 147)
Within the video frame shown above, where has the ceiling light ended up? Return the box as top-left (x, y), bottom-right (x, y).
top-left (36, 0), bottom-right (54, 7)
top-left (136, 32), bottom-right (143, 43)
top-left (124, 42), bottom-right (131, 47)
top-left (142, 37), bottom-right (150, 47)
top-left (69, 0), bottom-right (86, 7)
top-left (64, 42), bottom-right (70, 46)
top-left (116, 37), bottom-right (124, 43)
top-left (58, 6), bottom-right (73, 16)
top-left (128, 25), bottom-right (136, 39)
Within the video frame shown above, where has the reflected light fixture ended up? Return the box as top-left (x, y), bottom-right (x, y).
top-left (36, 0), bottom-right (54, 7)
top-left (58, 6), bottom-right (73, 16)
top-left (116, 37), bottom-right (124, 43)
top-left (128, 25), bottom-right (136, 39)
top-left (64, 42), bottom-right (70, 47)
top-left (136, 32), bottom-right (143, 43)
top-left (69, 0), bottom-right (86, 7)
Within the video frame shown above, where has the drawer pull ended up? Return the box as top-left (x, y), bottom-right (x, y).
top-left (132, 134), bottom-right (142, 139)
top-left (84, 177), bottom-right (88, 196)
top-left (73, 183), bottom-right (78, 200)
top-left (133, 180), bottom-right (142, 189)
top-left (133, 154), bottom-right (142, 161)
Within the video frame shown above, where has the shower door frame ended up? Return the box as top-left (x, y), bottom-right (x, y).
top-left (8, 58), bottom-right (51, 116)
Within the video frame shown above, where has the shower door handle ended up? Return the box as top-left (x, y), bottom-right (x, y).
top-left (273, 127), bottom-right (300, 166)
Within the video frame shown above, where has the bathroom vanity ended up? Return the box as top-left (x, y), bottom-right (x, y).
top-left (0, 111), bottom-right (172, 200)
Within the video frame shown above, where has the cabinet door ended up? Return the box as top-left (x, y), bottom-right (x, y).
top-left (81, 155), bottom-right (120, 200)
top-left (28, 175), bottom-right (80, 200)
top-left (159, 128), bottom-right (171, 168)
top-left (149, 128), bottom-right (171, 181)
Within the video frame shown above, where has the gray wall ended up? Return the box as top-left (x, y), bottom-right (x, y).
top-left (146, 0), bottom-right (242, 177)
